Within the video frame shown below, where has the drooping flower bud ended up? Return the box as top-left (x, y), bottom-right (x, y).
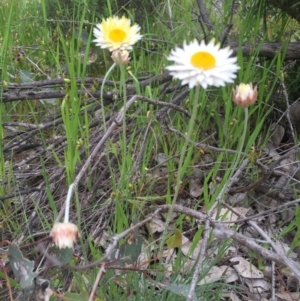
top-left (50, 222), bottom-right (80, 249)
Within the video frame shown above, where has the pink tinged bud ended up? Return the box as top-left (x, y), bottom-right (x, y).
top-left (232, 83), bottom-right (258, 108)
top-left (50, 222), bottom-right (80, 249)
top-left (111, 49), bottom-right (130, 65)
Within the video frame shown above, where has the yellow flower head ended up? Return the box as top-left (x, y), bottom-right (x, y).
top-left (50, 222), bottom-right (80, 249)
top-left (93, 16), bottom-right (142, 51)
top-left (166, 39), bottom-right (239, 89)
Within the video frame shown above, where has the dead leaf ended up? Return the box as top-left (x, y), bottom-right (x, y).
top-left (276, 292), bottom-right (300, 301)
top-left (138, 242), bottom-right (151, 270)
top-left (230, 256), bottom-right (264, 278)
top-left (219, 265), bottom-right (239, 283)
top-left (244, 278), bottom-right (271, 293)
top-left (221, 291), bottom-right (242, 301)
top-left (274, 241), bottom-right (297, 259)
top-left (154, 153), bottom-right (168, 165)
top-left (181, 258), bottom-right (196, 274)
top-left (190, 179), bottom-right (203, 197)
top-left (212, 207), bottom-right (250, 223)
top-left (227, 193), bottom-right (247, 206)
top-left (148, 216), bottom-right (165, 233)
top-left (270, 124), bottom-right (285, 147)
top-left (181, 235), bottom-right (203, 260)
top-left (198, 266), bottom-right (224, 285)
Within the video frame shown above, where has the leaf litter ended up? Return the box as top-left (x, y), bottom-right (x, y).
top-left (2, 65), bottom-right (300, 301)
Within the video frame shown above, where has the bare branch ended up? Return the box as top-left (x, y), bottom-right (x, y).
top-left (196, 0), bottom-right (214, 33)
top-left (268, 0), bottom-right (300, 24)
top-left (227, 41), bottom-right (300, 60)
top-left (158, 204), bottom-right (300, 270)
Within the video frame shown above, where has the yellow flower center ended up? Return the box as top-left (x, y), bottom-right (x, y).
top-left (191, 51), bottom-right (216, 69)
top-left (109, 28), bottom-right (127, 42)
top-left (238, 84), bottom-right (250, 93)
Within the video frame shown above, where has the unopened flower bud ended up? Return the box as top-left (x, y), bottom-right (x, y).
top-left (233, 83), bottom-right (258, 108)
top-left (50, 222), bottom-right (80, 249)
top-left (111, 49), bottom-right (130, 65)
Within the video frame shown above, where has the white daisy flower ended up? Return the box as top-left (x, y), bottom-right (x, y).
top-left (166, 39), bottom-right (239, 89)
top-left (93, 16), bottom-right (142, 51)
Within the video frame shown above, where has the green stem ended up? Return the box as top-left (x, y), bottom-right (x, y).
top-left (64, 183), bottom-right (75, 223)
top-left (100, 62), bottom-right (116, 131)
top-left (159, 85), bottom-right (201, 252)
top-left (120, 63), bottom-right (127, 188)
top-left (221, 107), bottom-right (248, 199)
top-left (231, 107), bottom-right (248, 178)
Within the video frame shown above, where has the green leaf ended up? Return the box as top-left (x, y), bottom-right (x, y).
top-left (50, 246), bottom-right (74, 265)
top-left (75, 29), bottom-right (89, 45)
top-left (166, 283), bottom-right (199, 301)
top-left (63, 291), bottom-right (89, 301)
top-left (166, 229), bottom-right (182, 249)
top-left (110, 230), bottom-right (143, 267)
top-left (19, 70), bottom-right (35, 83)
top-left (8, 243), bottom-right (37, 288)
